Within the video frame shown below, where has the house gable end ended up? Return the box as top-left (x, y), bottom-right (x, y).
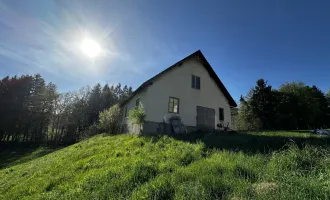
top-left (121, 50), bottom-right (237, 107)
top-left (143, 57), bottom-right (232, 127)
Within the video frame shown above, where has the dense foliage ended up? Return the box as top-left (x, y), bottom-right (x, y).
top-left (128, 106), bottom-right (146, 124)
top-left (238, 79), bottom-right (330, 130)
top-left (99, 104), bottom-right (122, 134)
top-left (1, 132), bottom-right (330, 199)
top-left (0, 74), bottom-right (132, 144)
top-left (127, 106), bottom-right (146, 135)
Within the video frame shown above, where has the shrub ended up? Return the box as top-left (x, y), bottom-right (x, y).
top-left (236, 107), bottom-right (262, 131)
top-left (99, 104), bottom-right (122, 134)
top-left (128, 106), bottom-right (146, 134)
top-left (81, 123), bottom-right (102, 140)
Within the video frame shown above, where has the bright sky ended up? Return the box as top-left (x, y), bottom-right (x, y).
top-left (0, 0), bottom-right (329, 102)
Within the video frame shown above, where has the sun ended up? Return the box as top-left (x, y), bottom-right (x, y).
top-left (80, 38), bottom-right (101, 58)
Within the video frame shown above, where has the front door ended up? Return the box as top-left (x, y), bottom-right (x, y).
top-left (196, 106), bottom-right (215, 131)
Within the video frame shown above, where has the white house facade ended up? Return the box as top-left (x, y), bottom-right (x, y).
top-left (121, 50), bottom-right (237, 134)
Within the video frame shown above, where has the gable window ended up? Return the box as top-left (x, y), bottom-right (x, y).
top-left (136, 98), bottom-right (140, 107)
top-left (192, 75), bottom-right (201, 89)
top-left (219, 108), bottom-right (224, 121)
top-left (168, 97), bottom-right (179, 113)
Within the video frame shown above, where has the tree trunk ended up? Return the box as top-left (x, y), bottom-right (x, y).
top-left (57, 126), bottom-right (65, 144)
top-left (5, 133), bottom-right (11, 142)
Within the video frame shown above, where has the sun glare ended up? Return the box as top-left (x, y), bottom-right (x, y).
top-left (80, 38), bottom-right (101, 58)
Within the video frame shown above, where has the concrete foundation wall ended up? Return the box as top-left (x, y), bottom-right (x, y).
top-left (121, 123), bottom-right (141, 135)
top-left (122, 120), bottom-right (197, 136)
top-left (141, 121), bottom-right (196, 136)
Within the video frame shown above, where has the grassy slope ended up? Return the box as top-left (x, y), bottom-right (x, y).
top-left (0, 147), bottom-right (60, 169)
top-left (1, 131), bottom-right (330, 200)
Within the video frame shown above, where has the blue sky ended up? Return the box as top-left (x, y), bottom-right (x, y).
top-left (0, 0), bottom-right (329, 102)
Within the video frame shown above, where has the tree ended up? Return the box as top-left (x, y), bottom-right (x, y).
top-left (101, 84), bottom-right (115, 111)
top-left (0, 74), bottom-right (59, 143)
top-left (87, 84), bottom-right (102, 125)
top-left (279, 82), bottom-right (320, 129)
top-left (309, 86), bottom-right (328, 128)
top-left (120, 85), bottom-right (133, 103)
top-left (249, 79), bottom-right (274, 129)
top-left (0, 74), bottom-right (134, 144)
top-left (326, 90), bottom-right (330, 103)
top-left (237, 80), bottom-right (330, 131)
top-left (326, 90), bottom-right (330, 127)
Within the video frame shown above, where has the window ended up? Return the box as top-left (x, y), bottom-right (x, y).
top-left (192, 75), bottom-right (201, 89)
top-left (135, 98), bottom-right (140, 107)
top-left (219, 108), bottom-right (224, 121)
top-left (168, 97), bottom-right (179, 113)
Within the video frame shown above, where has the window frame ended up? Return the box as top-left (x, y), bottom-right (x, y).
top-left (191, 75), bottom-right (201, 90)
top-left (168, 97), bottom-right (180, 114)
top-left (219, 107), bottom-right (224, 121)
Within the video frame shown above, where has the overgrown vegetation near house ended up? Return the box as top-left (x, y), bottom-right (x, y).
top-left (1, 131), bottom-right (330, 200)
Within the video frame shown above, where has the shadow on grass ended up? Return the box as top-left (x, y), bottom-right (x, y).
top-left (289, 130), bottom-right (313, 133)
top-left (0, 144), bottom-right (62, 169)
top-left (170, 131), bottom-right (330, 154)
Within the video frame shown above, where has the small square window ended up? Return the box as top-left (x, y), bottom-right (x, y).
top-left (192, 75), bottom-right (201, 89)
top-left (168, 97), bottom-right (179, 113)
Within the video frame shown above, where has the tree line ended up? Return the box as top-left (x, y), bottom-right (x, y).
top-left (2, 74), bottom-right (329, 145)
top-left (0, 74), bottom-right (132, 144)
top-left (237, 79), bottom-right (330, 130)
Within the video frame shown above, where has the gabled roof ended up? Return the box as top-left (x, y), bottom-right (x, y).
top-left (121, 50), bottom-right (237, 107)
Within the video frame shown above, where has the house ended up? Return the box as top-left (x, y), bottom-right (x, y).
top-left (120, 50), bottom-right (237, 135)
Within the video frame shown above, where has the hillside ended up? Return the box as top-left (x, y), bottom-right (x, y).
top-left (1, 132), bottom-right (330, 200)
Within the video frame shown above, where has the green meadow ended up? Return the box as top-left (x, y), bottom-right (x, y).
top-left (1, 131), bottom-right (330, 200)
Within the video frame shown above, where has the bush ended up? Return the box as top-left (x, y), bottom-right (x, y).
top-left (236, 106), bottom-right (262, 131)
top-left (99, 104), bottom-right (122, 134)
top-left (128, 106), bottom-right (146, 134)
top-left (81, 123), bottom-right (102, 140)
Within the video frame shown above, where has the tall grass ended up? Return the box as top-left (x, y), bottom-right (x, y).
top-left (0, 132), bottom-right (329, 199)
